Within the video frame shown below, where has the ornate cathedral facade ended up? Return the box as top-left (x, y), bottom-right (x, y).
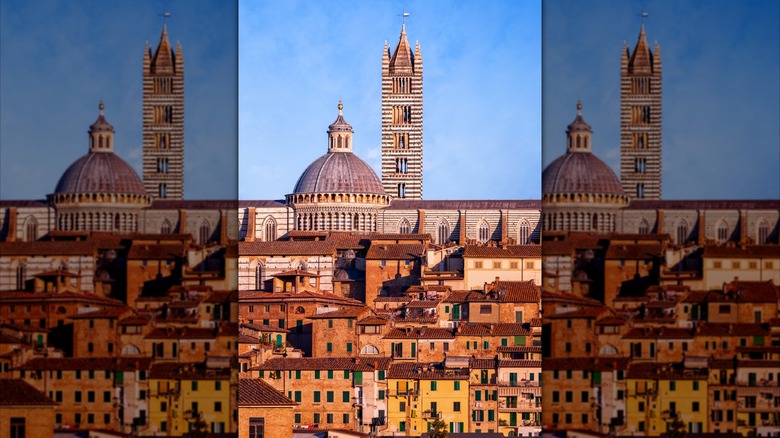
top-left (0, 24), bottom-right (236, 245)
top-left (239, 25), bottom-right (542, 246)
top-left (542, 24), bottom-right (780, 242)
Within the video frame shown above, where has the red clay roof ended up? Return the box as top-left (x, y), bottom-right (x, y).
top-left (0, 379), bottom-right (57, 406)
top-left (239, 241), bottom-right (337, 256)
top-left (388, 362), bottom-right (470, 380)
top-left (366, 243), bottom-right (425, 260)
top-left (238, 379), bottom-right (296, 406)
top-left (16, 357), bottom-right (152, 371)
top-left (463, 245), bottom-right (541, 258)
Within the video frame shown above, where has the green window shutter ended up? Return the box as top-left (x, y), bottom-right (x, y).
top-left (594, 371), bottom-right (602, 384)
top-left (295, 370), bottom-right (301, 379)
top-left (488, 410), bottom-right (495, 421)
top-left (354, 371), bottom-right (363, 385)
top-left (327, 343), bottom-right (333, 352)
top-left (343, 391), bottom-right (350, 402)
top-left (378, 370), bottom-right (385, 380)
top-left (328, 370), bottom-right (333, 379)
top-left (379, 390), bottom-right (385, 400)
top-left (431, 381), bottom-right (437, 391)
top-left (411, 343), bottom-right (417, 358)
top-left (475, 391), bottom-right (481, 401)
top-left (501, 338), bottom-right (508, 346)
top-left (314, 370), bottom-right (320, 379)
top-left (327, 391), bottom-right (334, 403)
top-left (314, 391), bottom-right (321, 403)
top-left (295, 391), bottom-right (301, 402)
top-left (483, 341), bottom-right (489, 349)
top-left (347, 343), bottom-right (353, 353)
top-left (114, 371), bottom-right (124, 385)
top-left (514, 335), bottom-right (526, 346)
top-left (454, 381), bottom-right (460, 390)
top-left (754, 336), bottom-right (765, 346)
top-left (530, 373), bottom-right (534, 381)
top-left (344, 370), bottom-right (350, 379)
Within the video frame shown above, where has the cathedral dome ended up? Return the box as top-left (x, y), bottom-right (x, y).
top-left (55, 152), bottom-right (146, 195)
top-left (542, 152), bottom-right (624, 196)
top-left (293, 152), bottom-right (385, 195)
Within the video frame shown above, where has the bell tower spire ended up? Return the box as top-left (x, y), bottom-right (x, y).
top-left (381, 22), bottom-right (423, 199)
top-left (142, 20), bottom-right (184, 200)
top-left (620, 20), bottom-right (662, 200)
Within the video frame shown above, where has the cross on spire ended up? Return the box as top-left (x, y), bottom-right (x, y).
top-left (160, 11), bottom-right (171, 24)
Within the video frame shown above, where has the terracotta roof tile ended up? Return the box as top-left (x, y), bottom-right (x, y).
top-left (0, 379), bottom-right (57, 406)
top-left (457, 323), bottom-right (531, 337)
top-left (544, 357), bottom-right (632, 371)
top-left (238, 379), bottom-right (296, 406)
top-left (495, 281), bottom-right (541, 303)
top-left (463, 245), bottom-right (541, 258)
top-left (149, 362), bottom-right (232, 380)
top-left (623, 327), bottom-right (693, 340)
top-left (259, 357), bottom-right (373, 371)
top-left (16, 357), bottom-right (152, 371)
top-left (239, 240), bottom-right (337, 256)
top-left (307, 307), bottom-right (366, 319)
top-left (388, 362), bottom-right (470, 380)
top-left (0, 240), bottom-right (96, 255)
top-left (366, 243), bottom-right (425, 260)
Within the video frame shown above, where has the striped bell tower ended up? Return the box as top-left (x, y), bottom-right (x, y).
top-left (381, 24), bottom-right (423, 199)
top-left (620, 24), bottom-right (662, 200)
top-left (142, 24), bottom-right (185, 200)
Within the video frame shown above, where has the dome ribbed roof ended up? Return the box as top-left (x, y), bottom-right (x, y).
top-left (293, 152), bottom-right (385, 195)
top-left (542, 152), bottom-right (625, 196)
top-left (55, 152), bottom-right (146, 195)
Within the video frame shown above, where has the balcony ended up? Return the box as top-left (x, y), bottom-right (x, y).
top-left (423, 410), bottom-right (442, 419)
top-left (388, 389), bottom-right (419, 397)
top-left (498, 403), bottom-right (541, 413)
top-left (498, 380), bottom-right (539, 388)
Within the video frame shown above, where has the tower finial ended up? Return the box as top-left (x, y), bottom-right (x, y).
top-left (338, 99), bottom-right (343, 114)
top-left (99, 100), bottom-right (105, 114)
top-left (577, 100), bottom-right (582, 114)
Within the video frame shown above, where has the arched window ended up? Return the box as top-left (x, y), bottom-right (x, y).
top-left (757, 219), bottom-right (770, 244)
top-left (518, 221), bottom-right (530, 244)
top-left (717, 220), bottom-right (729, 244)
top-left (478, 221), bottom-right (490, 243)
top-left (295, 306), bottom-right (305, 314)
top-left (638, 219), bottom-right (650, 234)
top-left (255, 264), bottom-right (264, 290)
top-left (122, 345), bottom-right (141, 355)
top-left (198, 220), bottom-right (210, 245)
top-left (24, 217), bottom-right (38, 242)
top-left (399, 218), bottom-right (411, 234)
top-left (437, 220), bottom-right (450, 245)
top-left (161, 219), bottom-right (172, 234)
top-left (599, 344), bottom-right (618, 355)
top-left (264, 218), bottom-right (277, 242)
top-left (360, 345), bottom-right (379, 355)
top-left (677, 220), bottom-right (689, 245)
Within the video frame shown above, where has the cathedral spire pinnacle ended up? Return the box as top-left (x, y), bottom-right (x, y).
top-left (328, 101), bottom-right (353, 153)
top-left (89, 100), bottom-right (115, 153)
top-left (566, 100), bottom-right (592, 153)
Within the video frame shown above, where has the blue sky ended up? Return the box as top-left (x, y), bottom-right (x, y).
top-left (238, 0), bottom-right (542, 201)
top-left (0, 0), bottom-right (237, 200)
top-left (543, 0), bottom-right (780, 200)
